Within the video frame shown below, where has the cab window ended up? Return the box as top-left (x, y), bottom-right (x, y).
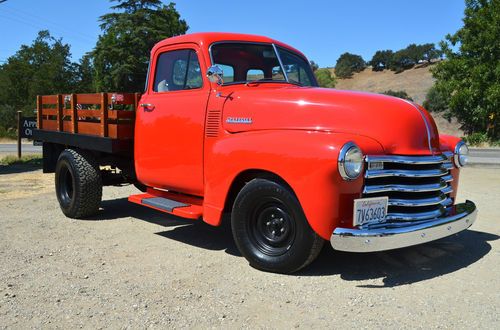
top-left (153, 49), bottom-right (202, 92)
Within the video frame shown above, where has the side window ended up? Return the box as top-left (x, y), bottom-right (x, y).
top-left (215, 64), bottom-right (234, 83)
top-left (247, 69), bottom-right (264, 81)
top-left (153, 49), bottom-right (203, 92)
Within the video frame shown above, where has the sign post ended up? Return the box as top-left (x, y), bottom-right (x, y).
top-left (17, 111), bottom-right (37, 159)
top-left (17, 111), bottom-right (21, 158)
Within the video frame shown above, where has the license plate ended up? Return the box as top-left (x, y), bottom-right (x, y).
top-left (353, 196), bottom-right (388, 226)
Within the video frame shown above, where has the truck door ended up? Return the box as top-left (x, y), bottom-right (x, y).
top-left (135, 44), bottom-right (209, 196)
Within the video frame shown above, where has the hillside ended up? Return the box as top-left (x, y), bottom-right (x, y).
top-left (330, 65), bottom-right (464, 137)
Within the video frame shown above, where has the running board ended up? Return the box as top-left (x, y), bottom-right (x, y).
top-left (128, 189), bottom-right (203, 220)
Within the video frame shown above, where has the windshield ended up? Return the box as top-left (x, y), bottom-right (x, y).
top-left (210, 42), bottom-right (317, 87)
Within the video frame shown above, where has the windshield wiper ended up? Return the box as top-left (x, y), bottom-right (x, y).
top-left (245, 78), bottom-right (281, 86)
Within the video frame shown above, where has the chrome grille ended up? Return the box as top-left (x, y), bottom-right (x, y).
top-left (363, 153), bottom-right (454, 223)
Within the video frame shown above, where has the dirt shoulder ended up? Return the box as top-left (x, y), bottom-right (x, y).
top-left (0, 168), bottom-right (498, 328)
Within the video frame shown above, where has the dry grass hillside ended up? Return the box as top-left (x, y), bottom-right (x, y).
top-left (331, 64), bottom-right (464, 137)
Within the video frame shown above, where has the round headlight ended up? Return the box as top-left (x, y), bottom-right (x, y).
top-left (454, 141), bottom-right (469, 167)
top-left (338, 142), bottom-right (364, 180)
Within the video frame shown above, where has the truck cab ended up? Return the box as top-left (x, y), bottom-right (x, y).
top-left (34, 32), bottom-right (477, 273)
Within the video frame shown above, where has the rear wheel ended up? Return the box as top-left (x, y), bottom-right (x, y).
top-left (55, 149), bottom-right (102, 218)
top-left (231, 179), bottom-right (324, 273)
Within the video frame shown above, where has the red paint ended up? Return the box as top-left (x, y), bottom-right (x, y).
top-left (131, 32), bottom-right (466, 240)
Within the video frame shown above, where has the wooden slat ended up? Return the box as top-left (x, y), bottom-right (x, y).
top-left (42, 120), bottom-right (57, 130)
top-left (56, 94), bottom-right (63, 131)
top-left (70, 94), bottom-right (77, 133)
top-left (134, 93), bottom-right (141, 109)
top-left (37, 95), bottom-right (43, 129)
top-left (77, 110), bottom-right (101, 118)
top-left (63, 121), bottom-right (72, 132)
top-left (41, 95), bottom-right (58, 104)
top-left (100, 93), bottom-right (108, 137)
top-left (77, 122), bottom-right (101, 136)
top-left (75, 94), bottom-right (102, 104)
top-left (41, 109), bottom-right (58, 116)
top-left (108, 110), bottom-right (135, 120)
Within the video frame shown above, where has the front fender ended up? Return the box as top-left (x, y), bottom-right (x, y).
top-left (203, 130), bottom-right (383, 240)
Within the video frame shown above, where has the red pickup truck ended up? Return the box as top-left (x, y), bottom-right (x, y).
top-left (33, 32), bottom-right (477, 273)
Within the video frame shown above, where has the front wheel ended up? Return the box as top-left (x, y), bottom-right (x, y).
top-left (231, 179), bottom-right (324, 273)
top-left (55, 149), bottom-right (102, 218)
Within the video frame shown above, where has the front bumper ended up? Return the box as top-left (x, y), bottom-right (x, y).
top-left (330, 201), bottom-right (477, 252)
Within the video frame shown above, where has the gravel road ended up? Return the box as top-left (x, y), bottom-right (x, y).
top-left (0, 166), bottom-right (499, 329)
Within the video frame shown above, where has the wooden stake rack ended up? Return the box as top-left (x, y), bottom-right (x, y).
top-left (36, 93), bottom-right (140, 140)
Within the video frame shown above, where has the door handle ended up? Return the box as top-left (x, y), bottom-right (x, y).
top-left (140, 103), bottom-right (155, 112)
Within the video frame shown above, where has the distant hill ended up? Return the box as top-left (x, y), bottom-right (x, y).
top-left (330, 64), bottom-right (464, 137)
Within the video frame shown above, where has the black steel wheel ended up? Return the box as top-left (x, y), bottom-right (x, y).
top-left (55, 149), bottom-right (102, 218)
top-left (231, 178), bottom-right (324, 273)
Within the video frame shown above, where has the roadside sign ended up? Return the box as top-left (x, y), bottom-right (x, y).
top-left (20, 116), bottom-right (37, 138)
top-left (17, 111), bottom-right (38, 158)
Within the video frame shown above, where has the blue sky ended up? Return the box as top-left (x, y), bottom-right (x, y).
top-left (0, 0), bottom-right (465, 67)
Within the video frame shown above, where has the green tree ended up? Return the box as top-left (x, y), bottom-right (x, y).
top-left (423, 84), bottom-right (449, 114)
top-left (0, 30), bottom-right (78, 131)
top-left (389, 48), bottom-right (415, 72)
top-left (369, 50), bottom-right (394, 71)
top-left (381, 90), bottom-right (414, 101)
top-left (420, 43), bottom-right (442, 63)
top-left (91, 0), bottom-right (188, 92)
top-left (314, 68), bottom-right (336, 88)
top-left (334, 52), bottom-right (366, 78)
top-left (75, 54), bottom-right (95, 93)
top-left (432, 0), bottom-right (500, 138)
top-left (309, 61), bottom-right (319, 72)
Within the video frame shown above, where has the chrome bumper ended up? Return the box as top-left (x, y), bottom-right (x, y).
top-left (330, 201), bottom-right (477, 253)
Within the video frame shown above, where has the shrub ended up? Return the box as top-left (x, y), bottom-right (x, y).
top-left (463, 132), bottom-right (488, 146)
top-left (423, 85), bottom-right (449, 112)
top-left (381, 90), bottom-right (413, 101)
top-left (315, 68), bottom-right (336, 88)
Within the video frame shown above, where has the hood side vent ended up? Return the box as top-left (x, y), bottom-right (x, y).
top-left (205, 109), bottom-right (221, 138)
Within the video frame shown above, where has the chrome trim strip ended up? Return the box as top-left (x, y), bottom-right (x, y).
top-left (363, 180), bottom-right (447, 194)
top-left (365, 168), bottom-right (448, 179)
top-left (330, 201), bottom-right (477, 252)
top-left (443, 162), bottom-right (454, 170)
top-left (365, 154), bottom-right (447, 164)
top-left (443, 151), bottom-right (454, 159)
top-left (272, 43), bottom-right (289, 82)
top-left (388, 195), bottom-right (448, 207)
top-left (386, 208), bottom-right (445, 221)
top-left (402, 100), bottom-right (433, 153)
top-left (442, 186), bottom-right (453, 194)
top-left (442, 174), bottom-right (453, 182)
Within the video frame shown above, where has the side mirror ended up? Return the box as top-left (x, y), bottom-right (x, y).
top-left (206, 65), bottom-right (224, 85)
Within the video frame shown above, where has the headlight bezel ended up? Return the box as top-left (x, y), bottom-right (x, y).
top-left (338, 142), bottom-right (364, 181)
top-left (454, 141), bottom-right (469, 168)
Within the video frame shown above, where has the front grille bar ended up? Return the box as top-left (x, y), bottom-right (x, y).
top-left (363, 180), bottom-right (448, 194)
top-left (365, 168), bottom-right (447, 179)
top-left (388, 195), bottom-right (452, 207)
top-left (363, 153), bottom-right (455, 223)
top-left (365, 154), bottom-right (448, 164)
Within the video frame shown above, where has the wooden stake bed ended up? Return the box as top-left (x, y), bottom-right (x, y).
top-left (36, 92), bottom-right (140, 140)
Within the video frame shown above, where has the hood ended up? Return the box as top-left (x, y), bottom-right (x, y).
top-left (221, 85), bottom-right (440, 155)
